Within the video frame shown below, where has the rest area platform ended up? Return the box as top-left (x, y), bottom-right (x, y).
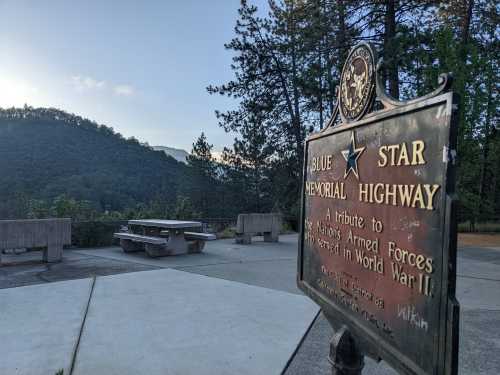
top-left (2, 235), bottom-right (500, 374)
top-left (0, 268), bottom-right (318, 375)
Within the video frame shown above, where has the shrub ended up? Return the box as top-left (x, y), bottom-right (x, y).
top-left (71, 220), bottom-right (127, 247)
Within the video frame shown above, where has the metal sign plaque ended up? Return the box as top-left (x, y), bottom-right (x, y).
top-left (298, 44), bottom-right (459, 375)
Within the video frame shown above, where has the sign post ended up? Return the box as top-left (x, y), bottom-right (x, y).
top-left (298, 43), bottom-right (460, 375)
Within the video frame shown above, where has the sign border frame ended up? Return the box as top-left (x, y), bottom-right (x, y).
top-left (297, 91), bottom-right (460, 375)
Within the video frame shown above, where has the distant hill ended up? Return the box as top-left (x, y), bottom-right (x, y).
top-left (153, 146), bottom-right (227, 164)
top-left (153, 146), bottom-right (189, 163)
top-left (0, 106), bottom-right (189, 218)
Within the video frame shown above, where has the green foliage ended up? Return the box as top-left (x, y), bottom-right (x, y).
top-left (0, 107), bottom-right (201, 220)
top-left (70, 196), bottom-right (199, 247)
top-left (25, 195), bottom-right (96, 220)
top-left (72, 220), bottom-right (127, 248)
top-left (185, 133), bottom-right (221, 217)
top-left (172, 196), bottom-right (200, 219)
top-left (281, 221), bottom-right (294, 234)
top-left (187, 132), bottom-right (216, 179)
top-left (209, 0), bottom-right (500, 222)
top-left (52, 195), bottom-right (96, 220)
top-left (217, 226), bottom-right (236, 239)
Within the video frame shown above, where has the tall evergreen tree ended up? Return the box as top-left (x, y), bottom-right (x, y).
top-left (187, 132), bottom-right (218, 217)
top-left (209, 0), bottom-right (499, 222)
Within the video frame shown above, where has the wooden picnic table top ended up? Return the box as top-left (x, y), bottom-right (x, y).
top-left (128, 219), bottom-right (202, 229)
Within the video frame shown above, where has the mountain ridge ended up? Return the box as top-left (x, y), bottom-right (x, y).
top-left (0, 106), bottom-right (188, 218)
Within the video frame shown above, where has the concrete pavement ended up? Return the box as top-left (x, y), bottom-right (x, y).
top-left (0, 278), bottom-right (93, 375)
top-left (0, 236), bottom-right (319, 375)
top-left (1, 234), bottom-right (499, 374)
top-left (73, 269), bottom-right (317, 375)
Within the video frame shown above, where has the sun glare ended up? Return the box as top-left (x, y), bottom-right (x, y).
top-left (0, 75), bottom-right (42, 108)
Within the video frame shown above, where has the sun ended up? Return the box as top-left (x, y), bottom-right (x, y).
top-left (0, 75), bottom-right (41, 107)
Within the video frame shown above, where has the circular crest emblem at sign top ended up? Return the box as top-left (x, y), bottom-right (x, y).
top-left (339, 43), bottom-right (376, 122)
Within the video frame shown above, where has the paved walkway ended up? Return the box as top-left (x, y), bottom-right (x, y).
top-left (1, 234), bottom-right (499, 374)
top-left (72, 269), bottom-right (317, 375)
top-left (0, 269), bottom-right (317, 375)
top-left (1, 235), bottom-right (301, 294)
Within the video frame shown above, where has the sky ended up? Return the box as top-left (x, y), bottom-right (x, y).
top-left (0, 0), bottom-right (267, 152)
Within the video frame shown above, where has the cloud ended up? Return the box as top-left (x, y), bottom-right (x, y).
top-left (71, 75), bottom-right (106, 92)
top-left (70, 75), bottom-right (135, 98)
top-left (113, 84), bottom-right (135, 97)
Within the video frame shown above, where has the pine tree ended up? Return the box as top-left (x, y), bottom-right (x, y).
top-left (186, 132), bottom-right (218, 217)
top-left (187, 132), bottom-right (216, 179)
top-left (208, 0), bottom-right (499, 223)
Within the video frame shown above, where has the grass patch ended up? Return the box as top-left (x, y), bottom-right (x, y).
top-left (217, 227), bottom-right (236, 239)
top-left (281, 221), bottom-right (295, 234)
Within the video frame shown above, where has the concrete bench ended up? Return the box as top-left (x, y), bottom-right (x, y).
top-left (184, 232), bottom-right (216, 241)
top-left (184, 232), bottom-right (216, 252)
top-left (0, 218), bottom-right (71, 264)
top-left (113, 233), bottom-right (167, 254)
top-left (114, 229), bottom-right (216, 256)
top-left (235, 213), bottom-right (282, 244)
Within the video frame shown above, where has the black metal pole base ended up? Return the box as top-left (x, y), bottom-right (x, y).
top-left (329, 326), bottom-right (365, 375)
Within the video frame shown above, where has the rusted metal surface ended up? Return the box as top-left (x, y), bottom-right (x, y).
top-left (298, 89), bottom-right (459, 374)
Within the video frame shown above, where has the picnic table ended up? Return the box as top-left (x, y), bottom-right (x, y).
top-left (114, 219), bottom-right (215, 257)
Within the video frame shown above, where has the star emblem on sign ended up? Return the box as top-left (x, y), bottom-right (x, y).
top-left (341, 131), bottom-right (366, 180)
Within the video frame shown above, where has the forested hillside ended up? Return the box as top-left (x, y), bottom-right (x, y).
top-left (0, 106), bottom-right (189, 219)
top-left (0, 107), bottom-right (275, 221)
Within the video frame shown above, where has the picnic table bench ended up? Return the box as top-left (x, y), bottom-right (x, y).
top-left (114, 219), bottom-right (215, 257)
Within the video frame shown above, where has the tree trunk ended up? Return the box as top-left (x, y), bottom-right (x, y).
top-left (454, 0), bottom-right (474, 137)
top-left (288, 2), bottom-right (303, 168)
top-left (478, 66), bottom-right (493, 217)
top-left (461, 0), bottom-right (474, 46)
top-left (317, 0), bottom-right (324, 129)
top-left (337, 0), bottom-right (348, 66)
top-left (384, 0), bottom-right (399, 99)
